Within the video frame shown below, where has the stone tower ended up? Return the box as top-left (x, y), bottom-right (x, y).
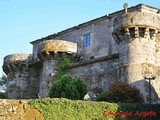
top-left (37, 40), bottom-right (77, 98)
top-left (113, 11), bottom-right (160, 102)
top-left (3, 40), bottom-right (77, 98)
top-left (3, 54), bottom-right (32, 98)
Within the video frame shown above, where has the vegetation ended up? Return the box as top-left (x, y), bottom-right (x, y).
top-left (0, 92), bottom-right (6, 98)
top-left (96, 91), bottom-right (110, 101)
top-left (0, 73), bottom-right (8, 92)
top-left (49, 54), bottom-right (88, 100)
top-left (29, 98), bottom-right (160, 120)
top-left (96, 82), bottom-right (144, 103)
top-left (0, 73), bottom-right (8, 87)
top-left (56, 54), bottom-right (72, 81)
top-left (49, 74), bottom-right (88, 100)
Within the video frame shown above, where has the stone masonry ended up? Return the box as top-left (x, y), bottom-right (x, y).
top-left (0, 99), bottom-right (44, 120)
top-left (3, 4), bottom-right (160, 103)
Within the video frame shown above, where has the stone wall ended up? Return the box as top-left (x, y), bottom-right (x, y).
top-left (0, 99), bottom-right (44, 120)
top-left (68, 54), bottom-right (119, 94)
top-left (28, 63), bottom-right (42, 98)
top-left (39, 56), bottom-right (58, 98)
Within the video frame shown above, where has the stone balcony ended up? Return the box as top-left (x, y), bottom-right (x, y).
top-left (37, 40), bottom-right (78, 61)
top-left (39, 40), bottom-right (77, 54)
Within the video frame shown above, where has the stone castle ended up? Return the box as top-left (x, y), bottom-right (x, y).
top-left (3, 4), bottom-right (160, 103)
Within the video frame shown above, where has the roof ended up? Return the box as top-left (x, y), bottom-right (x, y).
top-left (30, 4), bottom-right (159, 44)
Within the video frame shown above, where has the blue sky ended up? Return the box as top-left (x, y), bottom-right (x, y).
top-left (0, 0), bottom-right (160, 75)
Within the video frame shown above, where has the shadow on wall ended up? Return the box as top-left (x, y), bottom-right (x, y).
top-left (130, 79), bottom-right (159, 104)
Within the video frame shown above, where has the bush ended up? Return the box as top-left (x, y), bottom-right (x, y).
top-left (96, 91), bottom-right (110, 101)
top-left (97, 82), bottom-right (144, 103)
top-left (0, 73), bottom-right (8, 91)
top-left (30, 98), bottom-right (160, 120)
top-left (0, 92), bottom-right (6, 99)
top-left (49, 74), bottom-right (88, 100)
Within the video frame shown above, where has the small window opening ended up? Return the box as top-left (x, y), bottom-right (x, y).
top-left (129, 27), bottom-right (135, 38)
top-left (139, 27), bottom-right (145, 37)
top-left (149, 29), bottom-right (155, 39)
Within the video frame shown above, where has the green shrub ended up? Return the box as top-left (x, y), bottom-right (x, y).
top-left (96, 91), bottom-right (110, 101)
top-left (0, 92), bottom-right (6, 99)
top-left (56, 55), bottom-right (72, 80)
top-left (49, 74), bottom-right (88, 100)
top-left (29, 98), bottom-right (160, 120)
top-left (97, 82), bottom-right (144, 103)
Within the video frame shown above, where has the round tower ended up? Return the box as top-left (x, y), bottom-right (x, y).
top-left (113, 12), bottom-right (160, 103)
top-left (3, 54), bottom-right (32, 98)
top-left (37, 40), bottom-right (77, 98)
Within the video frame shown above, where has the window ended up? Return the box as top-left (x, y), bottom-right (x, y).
top-left (149, 29), bottom-right (155, 39)
top-left (83, 33), bottom-right (90, 47)
top-left (129, 27), bottom-right (135, 38)
top-left (139, 27), bottom-right (145, 37)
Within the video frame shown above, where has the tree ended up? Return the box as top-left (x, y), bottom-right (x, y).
top-left (0, 73), bottom-right (8, 92)
top-left (96, 81), bottom-right (144, 103)
top-left (49, 74), bottom-right (88, 100)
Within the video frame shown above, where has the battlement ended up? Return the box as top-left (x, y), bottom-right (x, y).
top-left (113, 27), bottom-right (158, 44)
top-left (3, 54), bottom-right (32, 98)
top-left (3, 54), bottom-right (32, 74)
top-left (113, 12), bottom-right (160, 43)
top-left (113, 12), bottom-right (160, 31)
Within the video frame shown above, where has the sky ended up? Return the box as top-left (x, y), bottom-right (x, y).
top-left (0, 0), bottom-right (160, 76)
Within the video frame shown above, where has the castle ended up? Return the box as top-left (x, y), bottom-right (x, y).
top-left (3, 4), bottom-right (160, 103)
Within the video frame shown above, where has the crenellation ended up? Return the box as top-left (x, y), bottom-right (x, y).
top-left (3, 54), bottom-right (32, 74)
top-left (114, 26), bottom-right (160, 44)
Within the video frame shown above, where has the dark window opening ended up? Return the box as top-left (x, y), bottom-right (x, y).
top-left (139, 27), bottom-right (145, 37)
top-left (149, 29), bottom-right (155, 39)
top-left (129, 27), bottom-right (135, 38)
